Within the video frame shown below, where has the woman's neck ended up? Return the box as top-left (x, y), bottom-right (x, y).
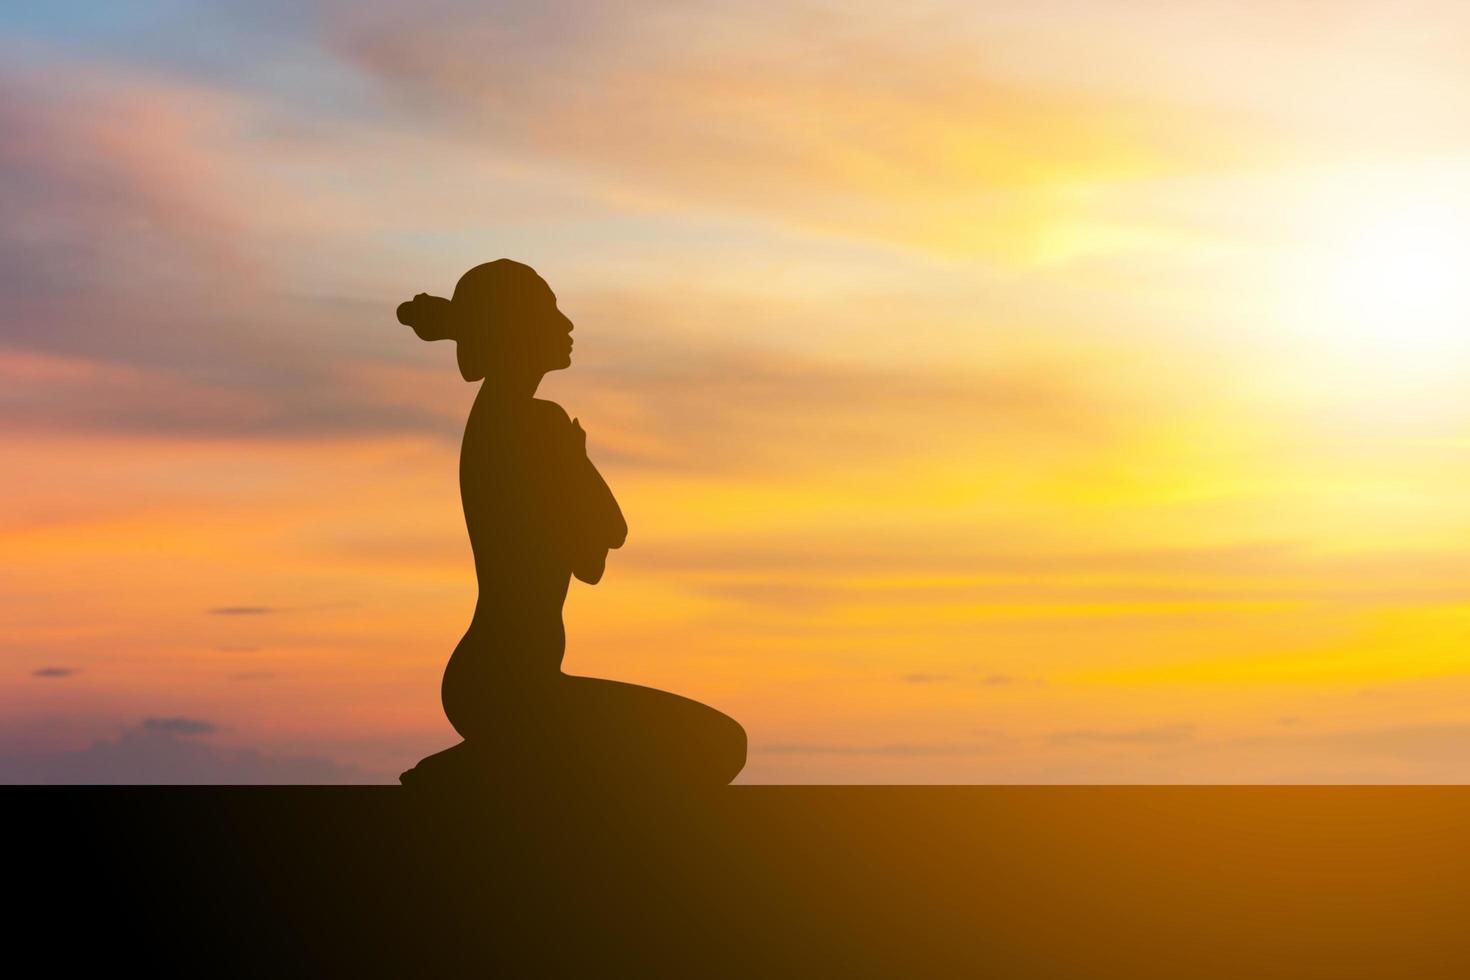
top-left (478, 371), bottom-right (542, 402)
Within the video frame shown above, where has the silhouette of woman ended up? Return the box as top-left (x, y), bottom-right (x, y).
top-left (396, 260), bottom-right (746, 794)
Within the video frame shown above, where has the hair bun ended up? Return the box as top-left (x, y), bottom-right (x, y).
top-left (398, 293), bottom-right (456, 342)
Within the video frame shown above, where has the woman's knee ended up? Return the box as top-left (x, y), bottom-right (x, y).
top-left (702, 709), bottom-right (747, 785)
top-left (624, 690), bottom-right (746, 784)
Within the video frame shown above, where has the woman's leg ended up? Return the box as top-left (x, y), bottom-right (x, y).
top-left (410, 650), bottom-right (747, 791)
top-left (555, 674), bottom-right (747, 788)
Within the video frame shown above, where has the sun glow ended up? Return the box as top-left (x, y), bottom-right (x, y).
top-left (1333, 207), bottom-right (1470, 343)
top-left (1286, 169), bottom-right (1470, 363)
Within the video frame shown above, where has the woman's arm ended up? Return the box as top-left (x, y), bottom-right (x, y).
top-left (570, 419), bottom-right (627, 549)
top-left (557, 415), bottom-right (626, 584)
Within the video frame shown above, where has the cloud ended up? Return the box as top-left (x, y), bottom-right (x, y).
top-left (897, 672), bottom-right (1034, 687)
top-left (0, 29), bottom-right (1127, 463)
top-left (0, 63), bottom-right (459, 443)
top-left (628, 538), bottom-right (1306, 577)
top-left (693, 578), bottom-right (1327, 614)
top-left (1243, 724), bottom-right (1470, 767)
top-left (320, 1), bottom-right (1287, 259)
top-left (206, 603), bottom-right (355, 616)
top-left (631, 539), bottom-right (1470, 615)
top-left (0, 67), bottom-right (245, 310)
top-left (31, 667), bottom-right (76, 678)
top-left (1047, 723), bottom-right (1195, 746)
top-left (141, 716), bottom-right (217, 736)
top-left (0, 718), bottom-right (372, 784)
top-left (414, 320), bottom-right (1113, 479)
top-left (755, 740), bottom-right (1002, 756)
top-left (0, 345), bottom-right (455, 442)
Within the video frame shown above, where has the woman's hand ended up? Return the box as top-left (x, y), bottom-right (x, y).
top-left (557, 416), bottom-right (627, 582)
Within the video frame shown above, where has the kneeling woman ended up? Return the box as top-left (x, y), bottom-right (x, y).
top-left (396, 260), bottom-right (746, 794)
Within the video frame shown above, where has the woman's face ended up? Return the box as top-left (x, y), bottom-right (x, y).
top-left (517, 282), bottom-right (574, 374)
top-left (460, 278), bottom-right (574, 381)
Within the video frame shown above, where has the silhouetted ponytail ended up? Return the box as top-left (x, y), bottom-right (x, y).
top-left (398, 260), bottom-right (551, 383)
top-left (397, 293), bottom-right (456, 342)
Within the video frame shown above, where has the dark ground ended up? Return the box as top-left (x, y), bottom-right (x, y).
top-left (11, 786), bottom-right (1470, 977)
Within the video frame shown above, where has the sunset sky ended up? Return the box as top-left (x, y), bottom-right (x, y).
top-left (5, 2), bottom-right (1470, 782)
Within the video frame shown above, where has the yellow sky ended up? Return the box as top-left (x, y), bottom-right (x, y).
top-left (3, 2), bottom-right (1470, 781)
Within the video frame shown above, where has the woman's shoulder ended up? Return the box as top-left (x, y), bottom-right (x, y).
top-left (464, 395), bottom-right (571, 444)
top-left (528, 398), bottom-right (571, 423)
top-left (528, 399), bottom-right (582, 449)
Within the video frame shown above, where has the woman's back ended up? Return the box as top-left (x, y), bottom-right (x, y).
top-left (461, 395), bottom-right (572, 575)
top-left (458, 392), bottom-right (574, 678)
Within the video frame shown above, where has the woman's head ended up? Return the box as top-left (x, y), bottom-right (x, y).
top-left (397, 259), bottom-right (574, 385)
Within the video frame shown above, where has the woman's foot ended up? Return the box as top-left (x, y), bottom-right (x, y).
top-left (400, 740), bottom-right (477, 789)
